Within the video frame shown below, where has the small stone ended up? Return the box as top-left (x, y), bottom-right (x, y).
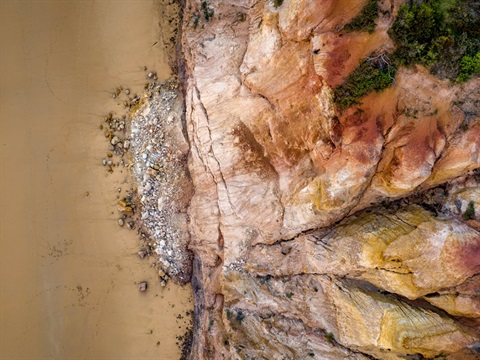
top-left (118, 218), bottom-right (125, 226)
top-left (117, 200), bottom-right (132, 212)
top-left (138, 282), bottom-right (148, 292)
top-left (138, 250), bottom-right (146, 259)
top-left (157, 196), bottom-right (165, 211)
top-left (160, 280), bottom-right (166, 287)
top-left (147, 168), bottom-right (158, 176)
top-left (158, 269), bottom-right (165, 277)
top-left (117, 188), bottom-right (121, 193)
top-left (111, 136), bottom-right (120, 145)
top-left (148, 72), bottom-right (155, 78)
top-left (107, 160), bottom-right (113, 166)
top-left (123, 140), bottom-right (130, 149)
top-left (102, 159), bottom-right (107, 166)
top-left (144, 182), bottom-right (152, 192)
top-left (125, 89), bottom-right (130, 95)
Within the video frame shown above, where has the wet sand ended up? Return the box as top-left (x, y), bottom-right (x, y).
top-left (0, 1), bottom-right (192, 358)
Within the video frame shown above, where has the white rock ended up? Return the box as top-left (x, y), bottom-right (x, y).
top-left (144, 182), bottom-right (152, 192)
top-left (157, 196), bottom-right (165, 211)
top-left (111, 136), bottom-right (120, 145)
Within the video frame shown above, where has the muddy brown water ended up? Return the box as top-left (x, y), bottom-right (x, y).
top-left (0, 1), bottom-right (192, 358)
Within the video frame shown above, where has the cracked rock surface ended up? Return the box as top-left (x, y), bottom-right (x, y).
top-left (177, 0), bottom-right (480, 358)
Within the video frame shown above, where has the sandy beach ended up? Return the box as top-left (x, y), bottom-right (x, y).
top-left (0, 1), bottom-right (192, 358)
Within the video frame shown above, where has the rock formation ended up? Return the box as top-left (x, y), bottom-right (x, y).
top-left (173, 0), bottom-right (480, 358)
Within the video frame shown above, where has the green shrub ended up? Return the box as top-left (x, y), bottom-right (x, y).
top-left (457, 52), bottom-right (480, 82)
top-left (235, 310), bottom-right (245, 322)
top-left (333, 54), bottom-right (396, 110)
top-left (463, 201), bottom-right (476, 220)
top-left (344, 0), bottom-right (379, 33)
top-left (273, 0), bottom-right (284, 7)
top-left (201, 1), bottom-right (214, 22)
top-left (326, 332), bottom-right (335, 344)
top-left (389, 0), bottom-right (480, 82)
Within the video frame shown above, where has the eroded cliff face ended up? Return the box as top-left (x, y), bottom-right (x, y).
top-left (180, 0), bottom-right (480, 358)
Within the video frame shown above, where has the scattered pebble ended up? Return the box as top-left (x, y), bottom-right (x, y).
top-left (138, 282), bottom-right (148, 292)
top-left (111, 136), bottom-right (121, 145)
top-left (99, 78), bottom-right (190, 286)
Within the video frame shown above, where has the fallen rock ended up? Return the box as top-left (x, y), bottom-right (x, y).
top-left (117, 200), bottom-right (132, 213)
top-left (138, 281), bottom-right (147, 292)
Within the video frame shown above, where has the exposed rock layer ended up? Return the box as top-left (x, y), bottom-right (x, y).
top-left (180, 0), bottom-right (480, 358)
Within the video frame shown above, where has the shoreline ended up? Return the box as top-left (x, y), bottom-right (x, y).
top-left (0, 1), bottom-right (192, 358)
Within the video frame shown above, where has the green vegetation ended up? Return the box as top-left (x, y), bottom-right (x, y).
top-left (285, 291), bottom-right (294, 299)
top-left (389, 0), bottom-right (480, 82)
top-left (202, 1), bottom-right (214, 22)
top-left (190, 1), bottom-right (214, 29)
top-left (463, 201), bottom-right (476, 220)
top-left (458, 53), bottom-right (480, 82)
top-left (192, 14), bottom-right (199, 29)
top-left (325, 332), bottom-right (335, 344)
top-left (334, 0), bottom-right (479, 111)
top-left (235, 310), bottom-right (245, 322)
top-left (343, 0), bottom-right (379, 33)
top-left (333, 54), bottom-right (396, 110)
top-left (273, 0), bottom-right (284, 8)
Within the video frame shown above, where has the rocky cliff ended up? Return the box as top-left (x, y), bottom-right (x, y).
top-left (179, 0), bottom-right (480, 358)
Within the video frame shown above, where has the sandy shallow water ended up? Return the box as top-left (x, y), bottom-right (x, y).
top-left (0, 1), bottom-right (192, 358)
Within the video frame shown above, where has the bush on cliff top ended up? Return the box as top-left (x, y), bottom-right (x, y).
top-left (343, 0), bottom-right (379, 34)
top-left (334, 0), bottom-right (479, 111)
top-left (389, 0), bottom-right (480, 82)
top-left (333, 54), bottom-right (396, 111)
